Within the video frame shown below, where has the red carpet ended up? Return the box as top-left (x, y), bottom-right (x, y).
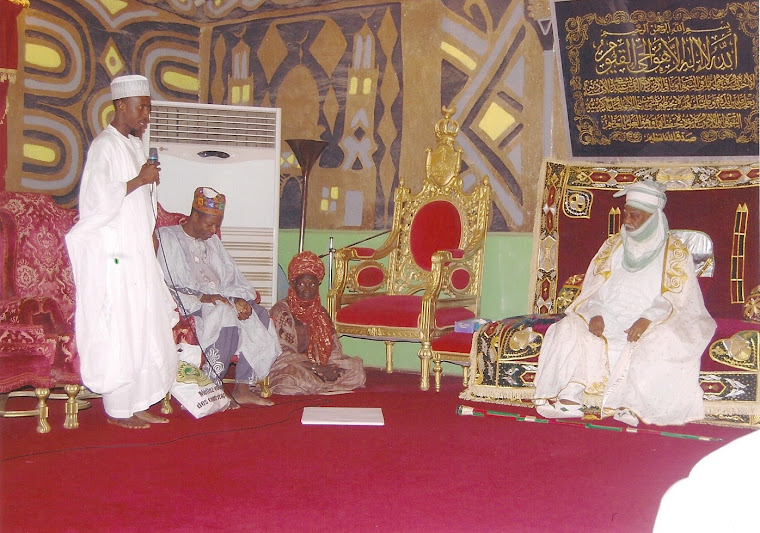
top-left (0, 369), bottom-right (749, 533)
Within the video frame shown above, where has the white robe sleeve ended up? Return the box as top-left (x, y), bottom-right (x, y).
top-left (156, 226), bottom-right (203, 316)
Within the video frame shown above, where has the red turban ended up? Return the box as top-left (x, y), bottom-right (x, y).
top-left (286, 251), bottom-right (333, 365)
top-left (287, 250), bottom-right (325, 283)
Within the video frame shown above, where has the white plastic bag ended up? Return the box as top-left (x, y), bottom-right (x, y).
top-left (171, 343), bottom-right (230, 418)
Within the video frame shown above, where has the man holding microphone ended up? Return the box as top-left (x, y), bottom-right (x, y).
top-left (66, 74), bottom-right (179, 429)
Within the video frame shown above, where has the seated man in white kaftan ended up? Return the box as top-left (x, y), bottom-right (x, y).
top-left (533, 181), bottom-right (716, 427)
top-left (157, 187), bottom-right (281, 406)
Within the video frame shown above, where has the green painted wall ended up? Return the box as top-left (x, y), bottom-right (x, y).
top-left (277, 229), bottom-right (534, 374)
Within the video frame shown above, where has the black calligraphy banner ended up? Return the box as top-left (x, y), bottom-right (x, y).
top-left (553, 0), bottom-right (758, 158)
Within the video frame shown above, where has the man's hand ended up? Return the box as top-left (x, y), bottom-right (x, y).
top-left (200, 294), bottom-right (229, 305)
top-left (126, 161), bottom-right (161, 195)
top-left (233, 298), bottom-right (253, 321)
top-left (589, 315), bottom-right (605, 337)
top-left (306, 363), bottom-right (344, 383)
top-left (625, 318), bottom-right (651, 342)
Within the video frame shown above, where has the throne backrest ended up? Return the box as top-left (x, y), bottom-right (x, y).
top-left (533, 162), bottom-right (759, 320)
top-left (0, 192), bottom-right (78, 321)
top-left (386, 108), bottom-right (491, 299)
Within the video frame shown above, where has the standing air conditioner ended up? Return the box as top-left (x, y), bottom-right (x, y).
top-left (148, 102), bottom-right (281, 308)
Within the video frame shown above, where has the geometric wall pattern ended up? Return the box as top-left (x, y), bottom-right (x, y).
top-left (9, 0), bottom-right (550, 233)
top-left (439, 0), bottom-right (547, 231)
top-left (13, 0), bottom-right (200, 206)
top-left (207, 4), bottom-right (403, 230)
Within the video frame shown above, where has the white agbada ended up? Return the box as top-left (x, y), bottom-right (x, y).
top-left (533, 234), bottom-right (716, 425)
top-left (156, 225), bottom-right (281, 382)
top-left (66, 126), bottom-right (179, 418)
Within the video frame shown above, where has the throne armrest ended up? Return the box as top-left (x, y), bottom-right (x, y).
top-left (328, 233), bottom-right (400, 318)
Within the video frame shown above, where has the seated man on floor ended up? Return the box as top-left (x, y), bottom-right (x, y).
top-left (268, 251), bottom-right (366, 395)
top-left (157, 187), bottom-right (281, 406)
top-left (533, 181), bottom-right (715, 426)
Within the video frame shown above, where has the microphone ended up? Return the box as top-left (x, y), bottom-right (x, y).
top-left (148, 147), bottom-right (158, 195)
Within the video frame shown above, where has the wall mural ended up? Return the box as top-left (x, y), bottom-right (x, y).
top-left (9, 0), bottom-right (200, 205)
top-left (7, 0), bottom-right (551, 233)
top-left (439, 0), bottom-right (547, 231)
top-left (205, 4), bottom-right (403, 230)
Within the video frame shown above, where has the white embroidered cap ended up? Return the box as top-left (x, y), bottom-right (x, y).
top-left (110, 74), bottom-right (150, 100)
top-left (613, 181), bottom-right (667, 213)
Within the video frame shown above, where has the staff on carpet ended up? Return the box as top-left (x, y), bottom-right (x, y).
top-left (268, 251), bottom-right (366, 395)
top-left (66, 74), bottom-right (179, 429)
top-left (533, 181), bottom-right (716, 426)
top-left (157, 187), bottom-right (281, 406)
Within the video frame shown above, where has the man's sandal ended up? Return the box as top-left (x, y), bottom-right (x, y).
top-left (536, 400), bottom-right (584, 419)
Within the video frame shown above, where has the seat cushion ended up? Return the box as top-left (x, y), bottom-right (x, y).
top-left (335, 295), bottom-right (474, 328)
top-left (431, 331), bottom-right (474, 354)
top-left (0, 324), bottom-right (55, 391)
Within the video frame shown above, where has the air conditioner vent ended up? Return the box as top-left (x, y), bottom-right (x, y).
top-left (150, 102), bottom-right (277, 148)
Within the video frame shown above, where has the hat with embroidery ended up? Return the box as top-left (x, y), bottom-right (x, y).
top-left (193, 187), bottom-right (226, 216)
top-left (613, 180), bottom-right (667, 213)
top-left (110, 74), bottom-right (150, 100)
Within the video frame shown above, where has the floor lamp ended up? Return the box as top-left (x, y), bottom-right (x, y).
top-left (286, 139), bottom-right (328, 253)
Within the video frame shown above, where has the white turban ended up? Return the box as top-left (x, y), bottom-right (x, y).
top-left (613, 181), bottom-right (667, 213)
top-left (110, 74), bottom-right (150, 100)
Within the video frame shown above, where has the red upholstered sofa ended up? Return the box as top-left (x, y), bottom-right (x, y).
top-left (0, 192), bottom-right (84, 432)
top-left (0, 192), bottom-right (203, 432)
top-left (462, 161), bottom-right (760, 428)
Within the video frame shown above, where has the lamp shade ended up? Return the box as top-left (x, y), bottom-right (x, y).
top-left (285, 139), bottom-right (328, 253)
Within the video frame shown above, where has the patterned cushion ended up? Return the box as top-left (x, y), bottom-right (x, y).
top-left (0, 324), bottom-right (56, 392)
top-left (0, 192), bottom-right (78, 324)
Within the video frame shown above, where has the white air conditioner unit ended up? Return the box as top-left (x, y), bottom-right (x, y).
top-left (148, 102), bottom-right (281, 308)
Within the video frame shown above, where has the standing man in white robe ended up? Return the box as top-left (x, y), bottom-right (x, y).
top-left (156, 187), bottom-right (281, 406)
top-left (533, 181), bottom-right (716, 426)
top-left (66, 75), bottom-right (179, 429)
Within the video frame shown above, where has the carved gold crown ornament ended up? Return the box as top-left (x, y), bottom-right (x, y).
top-left (426, 106), bottom-right (466, 189)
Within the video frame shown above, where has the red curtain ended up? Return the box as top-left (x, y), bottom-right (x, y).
top-left (1, 0), bottom-right (28, 190)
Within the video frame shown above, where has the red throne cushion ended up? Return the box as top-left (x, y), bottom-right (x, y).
top-left (410, 201), bottom-right (462, 271)
top-left (336, 295), bottom-right (474, 328)
top-left (431, 331), bottom-right (473, 354)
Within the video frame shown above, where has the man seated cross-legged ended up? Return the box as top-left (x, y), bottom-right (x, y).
top-left (533, 181), bottom-right (716, 427)
top-left (268, 251), bottom-right (366, 395)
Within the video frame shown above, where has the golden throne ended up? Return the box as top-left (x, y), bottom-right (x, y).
top-left (327, 107), bottom-right (492, 390)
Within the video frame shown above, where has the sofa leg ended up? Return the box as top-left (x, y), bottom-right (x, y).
top-left (384, 341), bottom-right (394, 373)
top-left (63, 384), bottom-right (80, 429)
top-left (462, 366), bottom-right (470, 387)
top-left (34, 388), bottom-right (51, 434)
top-left (258, 376), bottom-right (271, 398)
top-left (161, 393), bottom-right (173, 415)
top-left (433, 358), bottom-right (442, 392)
